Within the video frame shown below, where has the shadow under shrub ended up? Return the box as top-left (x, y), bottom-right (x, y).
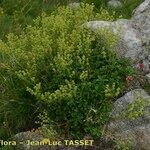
top-left (0, 3), bottom-right (134, 140)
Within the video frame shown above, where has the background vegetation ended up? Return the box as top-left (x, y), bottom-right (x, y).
top-left (0, 0), bottom-right (144, 39)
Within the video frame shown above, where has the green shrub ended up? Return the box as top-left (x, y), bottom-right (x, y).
top-left (0, 3), bottom-right (133, 139)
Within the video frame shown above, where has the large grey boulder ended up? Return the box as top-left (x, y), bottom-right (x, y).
top-left (131, 0), bottom-right (150, 73)
top-left (132, 0), bottom-right (150, 43)
top-left (105, 89), bottom-right (150, 149)
top-left (107, 0), bottom-right (123, 8)
top-left (86, 19), bottom-right (144, 61)
top-left (68, 3), bottom-right (80, 9)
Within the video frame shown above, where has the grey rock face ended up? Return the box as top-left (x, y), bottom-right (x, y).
top-left (107, 0), bottom-right (123, 8)
top-left (68, 3), bottom-right (80, 9)
top-left (132, 0), bottom-right (150, 42)
top-left (131, 0), bottom-right (150, 73)
top-left (86, 19), bottom-right (129, 33)
top-left (86, 21), bottom-right (112, 31)
top-left (119, 24), bottom-right (143, 60)
top-left (86, 19), bottom-right (144, 60)
top-left (105, 89), bottom-right (150, 149)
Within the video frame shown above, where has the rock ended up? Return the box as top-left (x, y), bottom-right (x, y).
top-left (86, 21), bottom-right (112, 31)
top-left (14, 131), bottom-right (52, 150)
top-left (131, 0), bottom-right (150, 73)
top-left (68, 3), bottom-right (80, 9)
top-left (132, 0), bottom-right (150, 43)
top-left (86, 19), bottom-right (129, 33)
top-left (118, 23), bottom-right (143, 60)
top-left (107, 0), bottom-right (123, 8)
top-left (87, 19), bottom-right (143, 60)
top-left (86, 19), bottom-right (144, 61)
top-left (86, 19), bottom-right (143, 59)
top-left (105, 89), bottom-right (150, 149)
